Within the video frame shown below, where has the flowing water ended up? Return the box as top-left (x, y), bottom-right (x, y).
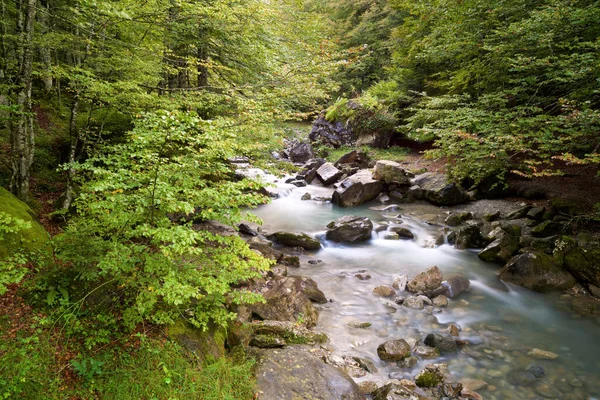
top-left (252, 179), bottom-right (600, 399)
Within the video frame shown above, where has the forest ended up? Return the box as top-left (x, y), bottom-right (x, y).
top-left (0, 0), bottom-right (599, 398)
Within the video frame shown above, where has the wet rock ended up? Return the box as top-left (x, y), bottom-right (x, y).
top-left (526, 363), bottom-right (546, 378)
top-left (403, 296), bottom-right (425, 309)
top-left (373, 285), bottom-right (396, 297)
top-left (238, 223), bottom-right (258, 236)
top-left (415, 364), bottom-right (446, 388)
top-left (332, 170), bottom-right (384, 207)
top-left (326, 215), bottom-right (373, 243)
top-left (454, 224), bottom-right (489, 249)
top-left (372, 382), bottom-right (426, 400)
top-left (289, 179), bottom-right (307, 187)
top-left (424, 333), bottom-right (458, 354)
top-left (378, 193), bottom-right (391, 203)
top-left (281, 255), bottom-right (300, 268)
top-left (352, 356), bottom-right (378, 373)
top-left (407, 185), bottom-right (424, 200)
top-left (571, 295), bottom-right (600, 317)
top-left (357, 381), bottom-right (378, 395)
top-left (441, 382), bottom-right (464, 398)
top-left (510, 370), bottom-right (537, 386)
top-left (441, 275), bottom-right (470, 298)
top-left (534, 381), bottom-right (561, 398)
top-left (266, 231), bottom-right (321, 250)
top-left (460, 388), bottom-right (483, 400)
top-left (316, 162), bottom-right (343, 185)
top-left (307, 259), bottom-right (322, 265)
top-left (300, 192), bottom-right (311, 201)
top-left (499, 252), bottom-right (576, 293)
top-left (483, 211), bottom-right (501, 221)
top-left (348, 321), bottom-right (372, 329)
top-left (528, 348), bottom-right (558, 360)
top-left (397, 356), bottom-right (419, 368)
top-left (384, 233), bottom-right (400, 240)
top-left (377, 339), bottom-right (412, 361)
top-left (447, 324), bottom-right (460, 337)
top-left (254, 346), bottom-right (363, 400)
top-left (558, 236), bottom-right (600, 288)
top-left (355, 272), bottom-right (372, 280)
top-left (373, 160), bottom-right (411, 185)
top-left (432, 295), bottom-right (448, 308)
top-left (407, 266), bottom-right (444, 295)
top-left (287, 142), bottom-right (314, 163)
top-left (389, 226), bottom-right (415, 239)
top-left (413, 345), bottom-right (440, 359)
top-left (460, 378), bottom-right (487, 391)
top-left (445, 212), bottom-right (473, 226)
top-left (411, 173), bottom-right (469, 206)
top-left (247, 276), bottom-right (322, 328)
top-left (393, 275), bottom-right (409, 291)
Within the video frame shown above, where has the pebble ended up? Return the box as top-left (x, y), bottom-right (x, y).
top-left (528, 348), bottom-right (559, 360)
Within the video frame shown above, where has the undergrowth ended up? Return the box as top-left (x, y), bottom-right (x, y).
top-left (323, 145), bottom-right (410, 164)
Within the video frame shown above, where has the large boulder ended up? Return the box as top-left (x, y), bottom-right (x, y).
top-left (309, 116), bottom-right (356, 148)
top-left (287, 141), bottom-right (314, 163)
top-left (326, 215), bottom-right (373, 243)
top-left (254, 346), bottom-right (364, 400)
top-left (332, 170), bottom-right (384, 207)
top-left (372, 382), bottom-right (428, 400)
top-left (499, 252), bottom-right (577, 293)
top-left (407, 266), bottom-right (444, 295)
top-left (377, 339), bottom-right (412, 361)
top-left (373, 160), bottom-right (411, 185)
top-left (246, 276), bottom-right (323, 327)
top-left (424, 333), bottom-right (458, 354)
top-left (266, 231), bottom-right (321, 251)
top-left (454, 225), bottom-right (490, 249)
top-left (411, 173), bottom-right (469, 206)
top-left (168, 319), bottom-right (225, 362)
top-left (316, 162), bottom-right (343, 185)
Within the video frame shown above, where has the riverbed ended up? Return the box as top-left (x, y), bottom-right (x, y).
top-left (253, 179), bottom-right (600, 400)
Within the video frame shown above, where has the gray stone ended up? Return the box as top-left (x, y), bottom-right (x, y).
top-left (424, 333), bottom-right (458, 354)
top-left (372, 382), bottom-right (426, 400)
top-left (389, 226), bottom-right (415, 239)
top-left (407, 266), bottom-right (444, 295)
top-left (334, 150), bottom-right (358, 166)
top-left (445, 212), bottom-right (472, 227)
top-left (266, 231), bottom-right (321, 250)
top-left (454, 225), bottom-right (489, 249)
top-left (441, 275), bottom-right (470, 298)
top-left (332, 169), bottom-right (384, 207)
top-left (532, 220), bottom-right (566, 237)
top-left (238, 223), bottom-right (258, 236)
top-left (432, 295), bottom-right (448, 307)
top-left (300, 192), bottom-right (311, 201)
top-left (499, 252), bottom-right (577, 293)
top-left (288, 142), bottom-right (314, 163)
top-left (326, 215), bottom-right (373, 243)
top-left (411, 173), bottom-right (469, 206)
top-left (527, 207), bottom-right (546, 220)
top-left (377, 339), bottom-right (412, 361)
top-left (316, 162), bottom-right (343, 185)
top-left (254, 346), bottom-right (363, 400)
top-left (373, 285), bottom-right (396, 297)
top-left (403, 296), bottom-right (425, 309)
top-left (413, 345), bottom-right (440, 359)
top-left (309, 116), bottom-right (356, 147)
top-left (393, 275), bottom-right (409, 291)
top-left (415, 364), bottom-right (446, 388)
top-left (373, 160), bottom-right (411, 185)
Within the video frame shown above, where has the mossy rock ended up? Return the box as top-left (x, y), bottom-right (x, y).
top-left (168, 318), bottom-right (226, 362)
top-left (415, 371), bottom-right (443, 388)
top-left (0, 187), bottom-right (50, 260)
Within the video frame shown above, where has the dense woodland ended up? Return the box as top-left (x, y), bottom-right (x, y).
top-left (0, 0), bottom-right (599, 398)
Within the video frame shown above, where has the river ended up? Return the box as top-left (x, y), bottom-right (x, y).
top-left (252, 177), bottom-right (600, 400)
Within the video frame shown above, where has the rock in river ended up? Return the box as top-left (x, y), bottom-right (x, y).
top-left (373, 160), bottom-right (411, 185)
top-left (377, 339), bottom-right (412, 361)
top-left (332, 169), bottom-right (383, 207)
top-left (266, 231), bottom-right (321, 250)
top-left (316, 162), bottom-right (343, 185)
top-left (407, 266), bottom-right (444, 295)
top-left (326, 215), bottom-right (373, 243)
top-left (499, 251), bottom-right (576, 293)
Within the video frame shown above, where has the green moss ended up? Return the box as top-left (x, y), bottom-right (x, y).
top-left (168, 318), bottom-right (226, 362)
top-left (0, 188), bottom-right (50, 260)
top-left (415, 371), bottom-right (443, 388)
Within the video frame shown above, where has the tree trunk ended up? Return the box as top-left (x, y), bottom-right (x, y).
top-left (9, 0), bottom-right (37, 202)
top-left (38, 0), bottom-right (53, 94)
top-left (61, 95), bottom-right (79, 211)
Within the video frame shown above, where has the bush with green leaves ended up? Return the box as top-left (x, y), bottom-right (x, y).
top-left (47, 110), bottom-right (272, 338)
top-left (0, 212), bottom-right (31, 295)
